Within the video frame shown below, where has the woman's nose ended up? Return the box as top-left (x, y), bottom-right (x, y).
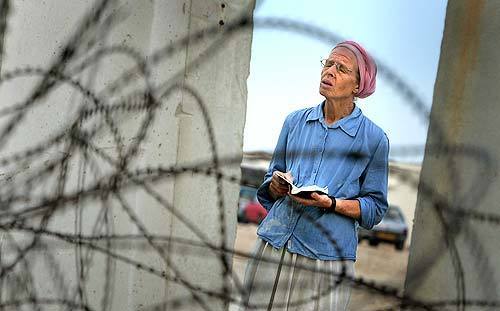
top-left (324, 68), bottom-right (335, 77)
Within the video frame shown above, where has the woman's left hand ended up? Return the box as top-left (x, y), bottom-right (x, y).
top-left (289, 192), bottom-right (332, 209)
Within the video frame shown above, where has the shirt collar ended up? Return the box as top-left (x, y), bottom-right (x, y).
top-left (306, 101), bottom-right (363, 137)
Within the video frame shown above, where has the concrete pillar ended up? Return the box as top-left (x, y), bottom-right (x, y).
top-left (405, 1), bottom-right (500, 309)
top-left (0, 1), bottom-right (254, 310)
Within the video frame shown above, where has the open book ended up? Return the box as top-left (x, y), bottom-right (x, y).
top-left (275, 171), bottom-right (329, 199)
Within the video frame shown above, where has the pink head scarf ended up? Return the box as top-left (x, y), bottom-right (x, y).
top-left (335, 40), bottom-right (377, 98)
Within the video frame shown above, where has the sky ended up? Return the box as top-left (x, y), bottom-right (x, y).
top-left (243, 0), bottom-right (448, 163)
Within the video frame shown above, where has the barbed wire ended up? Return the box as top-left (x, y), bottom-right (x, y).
top-left (0, 0), bottom-right (498, 310)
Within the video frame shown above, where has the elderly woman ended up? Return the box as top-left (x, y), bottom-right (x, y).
top-left (241, 41), bottom-right (389, 310)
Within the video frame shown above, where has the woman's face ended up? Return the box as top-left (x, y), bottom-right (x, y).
top-left (319, 47), bottom-right (359, 101)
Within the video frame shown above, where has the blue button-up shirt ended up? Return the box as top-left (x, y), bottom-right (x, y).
top-left (257, 102), bottom-right (389, 261)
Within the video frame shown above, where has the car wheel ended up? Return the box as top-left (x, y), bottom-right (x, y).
top-left (395, 240), bottom-right (404, 250)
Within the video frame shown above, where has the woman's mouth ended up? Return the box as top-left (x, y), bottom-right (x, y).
top-left (321, 80), bottom-right (333, 87)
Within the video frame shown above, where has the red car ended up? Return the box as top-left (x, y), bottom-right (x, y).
top-left (237, 186), bottom-right (268, 224)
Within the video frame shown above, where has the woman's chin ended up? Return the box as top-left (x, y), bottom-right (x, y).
top-left (319, 86), bottom-right (326, 96)
top-left (319, 87), bottom-right (330, 97)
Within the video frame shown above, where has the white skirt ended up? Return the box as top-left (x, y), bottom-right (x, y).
top-left (239, 239), bottom-right (355, 311)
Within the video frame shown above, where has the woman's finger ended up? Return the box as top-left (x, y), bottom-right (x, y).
top-left (270, 182), bottom-right (288, 196)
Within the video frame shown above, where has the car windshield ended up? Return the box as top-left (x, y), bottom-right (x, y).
top-left (385, 207), bottom-right (402, 220)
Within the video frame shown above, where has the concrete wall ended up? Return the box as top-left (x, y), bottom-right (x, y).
top-left (0, 1), bottom-right (254, 310)
top-left (405, 1), bottom-right (500, 308)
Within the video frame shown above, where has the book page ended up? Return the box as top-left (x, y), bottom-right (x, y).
top-left (274, 171), bottom-right (328, 196)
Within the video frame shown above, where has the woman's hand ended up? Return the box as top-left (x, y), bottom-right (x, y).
top-left (289, 192), bottom-right (333, 209)
top-left (268, 171), bottom-right (292, 199)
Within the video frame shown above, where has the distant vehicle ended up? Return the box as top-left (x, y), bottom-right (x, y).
top-left (240, 164), bottom-right (267, 188)
top-left (358, 205), bottom-right (408, 250)
top-left (237, 185), bottom-right (267, 224)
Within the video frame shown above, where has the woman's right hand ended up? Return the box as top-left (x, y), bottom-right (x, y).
top-left (269, 171), bottom-right (292, 199)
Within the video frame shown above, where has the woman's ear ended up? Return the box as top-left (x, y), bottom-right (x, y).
top-left (353, 85), bottom-right (359, 94)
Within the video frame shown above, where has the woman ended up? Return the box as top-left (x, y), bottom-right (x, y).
top-left (240, 41), bottom-right (389, 310)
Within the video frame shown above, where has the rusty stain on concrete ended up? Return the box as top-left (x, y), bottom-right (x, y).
top-left (448, 0), bottom-right (484, 140)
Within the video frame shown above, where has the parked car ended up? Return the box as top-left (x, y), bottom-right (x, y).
top-left (240, 164), bottom-right (267, 188)
top-left (358, 205), bottom-right (408, 250)
top-left (237, 185), bottom-right (267, 224)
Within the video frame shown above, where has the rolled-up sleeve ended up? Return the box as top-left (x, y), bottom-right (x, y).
top-left (257, 116), bottom-right (290, 211)
top-left (357, 134), bottom-right (389, 229)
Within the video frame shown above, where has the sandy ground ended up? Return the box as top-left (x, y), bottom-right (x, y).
top-left (231, 223), bottom-right (409, 310)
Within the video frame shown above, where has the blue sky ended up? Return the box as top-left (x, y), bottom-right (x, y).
top-left (243, 0), bottom-right (448, 163)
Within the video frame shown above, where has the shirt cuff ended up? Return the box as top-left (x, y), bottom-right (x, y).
top-left (357, 197), bottom-right (375, 229)
top-left (257, 177), bottom-right (275, 211)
